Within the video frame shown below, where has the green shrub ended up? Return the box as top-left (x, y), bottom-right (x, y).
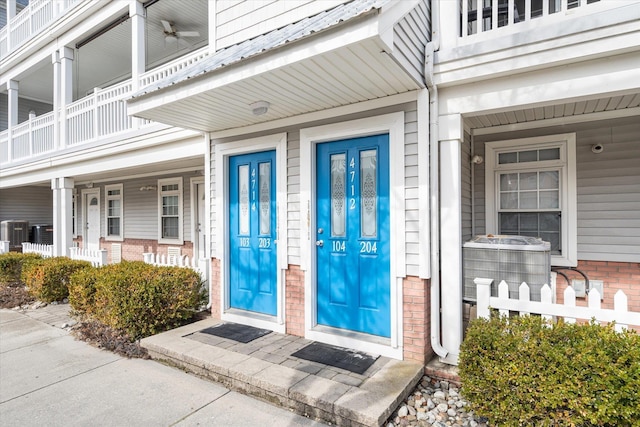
top-left (459, 312), bottom-right (640, 426)
top-left (0, 252), bottom-right (43, 284)
top-left (69, 261), bottom-right (206, 339)
top-left (22, 257), bottom-right (92, 302)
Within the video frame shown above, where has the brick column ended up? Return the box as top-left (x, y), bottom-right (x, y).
top-left (403, 276), bottom-right (432, 364)
top-left (285, 265), bottom-right (305, 337)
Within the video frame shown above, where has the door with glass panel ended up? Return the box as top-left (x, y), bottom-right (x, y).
top-left (315, 134), bottom-right (390, 337)
top-left (228, 151), bottom-right (277, 316)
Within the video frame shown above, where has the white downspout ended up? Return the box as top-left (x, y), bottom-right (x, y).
top-left (424, 0), bottom-right (449, 360)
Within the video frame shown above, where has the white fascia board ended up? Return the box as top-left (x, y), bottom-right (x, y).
top-left (0, 136), bottom-right (204, 189)
top-left (435, 24), bottom-right (640, 87)
top-left (0, 127), bottom-right (203, 186)
top-left (438, 51), bottom-right (640, 116)
top-left (128, 14), bottom-right (386, 117)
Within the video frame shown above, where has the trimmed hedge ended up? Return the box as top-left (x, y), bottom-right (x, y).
top-left (0, 252), bottom-right (43, 284)
top-left (459, 312), bottom-right (640, 426)
top-left (22, 257), bottom-right (92, 302)
top-left (69, 261), bottom-right (206, 339)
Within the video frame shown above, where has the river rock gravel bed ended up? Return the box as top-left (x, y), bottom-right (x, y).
top-left (385, 376), bottom-right (488, 427)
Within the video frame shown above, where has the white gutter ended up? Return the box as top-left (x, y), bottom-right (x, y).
top-left (424, 0), bottom-right (449, 360)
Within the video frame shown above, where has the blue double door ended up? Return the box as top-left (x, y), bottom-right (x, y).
top-left (316, 134), bottom-right (391, 338)
top-left (229, 151), bottom-right (277, 316)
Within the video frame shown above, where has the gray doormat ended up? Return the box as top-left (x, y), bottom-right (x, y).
top-left (200, 323), bottom-right (272, 343)
top-left (291, 342), bottom-right (378, 374)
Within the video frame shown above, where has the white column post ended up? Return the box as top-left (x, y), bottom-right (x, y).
top-left (208, 0), bottom-right (217, 53)
top-left (6, 0), bottom-right (16, 50)
top-left (51, 177), bottom-right (75, 257)
top-left (439, 113), bottom-right (464, 362)
top-left (51, 178), bottom-right (62, 256)
top-left (52, 50), bottom-right (61, 150)
top-left (130, 1), bottom-right (146, 91)
top-left (438, 0), bottom-right (459, 51)
top-left (60, 47), bottom-right (74, 148)
top-left (7, 80), bottom-right (18, 162)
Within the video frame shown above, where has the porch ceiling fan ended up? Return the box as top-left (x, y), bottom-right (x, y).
top-left (160, 19), bottom-right (200, 47)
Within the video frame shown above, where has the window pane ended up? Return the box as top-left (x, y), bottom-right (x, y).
top-left (540, 212), bottom-right (560, 231)
top-left (500, 173), bottom-right (518, 191)
top-left (107, 189), bottom-right (120, 196)
top-left (162, 195), bottom-right (178, 215)
top-left (107, 218), bottom-right (120, 236)
top-left (162, 184), bottom-right (179, 191)
top-left (498, 152), bottom-right (517, 164)
top-left (108, 200), bottom-right (120, 216)
top-left (539, 148), bottom-right (560, 161)
top-left (520, 191), bottom-right (537, 209)
top-left (499, 213), bottom-right (519, 233)
top-left (519, 172), bottom-right (538, 190)
top-left (520, 213), bottom-right (538, 231)
top-left (331, 153), bottom-right (346, 237)
top-left (162, 217), bottom-right (179, 239)
top-left (540, 190), bottom-right (559, 209)
top-left (500, 192), bottom-right (518, 209)
top-left (518, 150), bottom-right (538, 162)
top-left (360, 150), bottom-right (377, 238)
top-left (259, 162), bottom-right (271, 235)
top-left (239, 165), bottom-right (250, 235)
top-left (539, 171), bottom-right (559, 189)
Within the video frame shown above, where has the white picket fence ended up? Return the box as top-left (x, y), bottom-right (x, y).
top-left (69, 247), bottom-right (108, 267)
top-left (22, 242), bottom-right (53, 258)
top-left (142, 253), bottom-right (207, 283)
top-left (475, 278), bottom-right (640, 332)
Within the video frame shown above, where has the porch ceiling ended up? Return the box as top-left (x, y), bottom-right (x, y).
top-left (127, 1), bottom-right (423, 133)
top-left (466, 93), bottom-right (640, 130)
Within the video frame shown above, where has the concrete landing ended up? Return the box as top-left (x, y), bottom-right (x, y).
top-left (141, 318), bottom-right (423, 427)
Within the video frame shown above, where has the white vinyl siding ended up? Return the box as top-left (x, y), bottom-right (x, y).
top-left (403, 108), bottom-right (420, 277)
top-left (0, 94), bottom-right (53, 131)
top-left (472, 119), bottom-right (639, 263)
top-left (461, 130), bottom-right (473, 243)
top-left (215, 0), bottom-right (345, 49)
top-left (393, 0), bottom-right (430, 85)
top-left (287, 132), bottom-right (301, 265)
top-left (0, 186), bottom-right (53, 224)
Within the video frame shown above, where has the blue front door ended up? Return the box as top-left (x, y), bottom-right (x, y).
top-left (316, 134), bottom-right (390, 337)
top-left (229, 151), bottom-right (277, 316)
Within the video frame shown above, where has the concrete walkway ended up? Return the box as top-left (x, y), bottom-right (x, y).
top-left (142, 319), bottom-right (424, 427)
top-left (0, 306), bottom-right (327, 427)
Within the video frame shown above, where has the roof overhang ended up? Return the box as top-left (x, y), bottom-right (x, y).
top-left (127, 0), bottom-right (423, 133)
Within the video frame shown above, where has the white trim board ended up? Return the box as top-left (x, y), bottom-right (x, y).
top-left (214, 133), bottom-right (288, 334)
top-left (300, 112), bottom-right (405, 360)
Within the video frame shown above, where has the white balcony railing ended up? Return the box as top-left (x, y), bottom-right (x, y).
top-left (461, 0), bottom-right (603, 39)
top-left (0, 0), bottom-right (82, 58)
top-left (0, 47), bottom-right (210, 166)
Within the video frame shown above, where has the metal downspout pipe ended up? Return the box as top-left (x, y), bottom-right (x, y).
top-left (424, 0), bottom-right (449, 361)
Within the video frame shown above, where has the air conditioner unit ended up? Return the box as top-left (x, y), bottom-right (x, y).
top-left (1, 220), bottom-right (30, 251)
top-left (463, 235), bottom-right (551, 302)
top-left (32, 224), bottom-right (54, 245)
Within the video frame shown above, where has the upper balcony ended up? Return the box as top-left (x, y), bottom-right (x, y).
top-left (436, 0), bottom-right (640, 85)
top-left (0, 0), bottom-right (84, 59)
top-left (1, 0), bottom-right (209, 171)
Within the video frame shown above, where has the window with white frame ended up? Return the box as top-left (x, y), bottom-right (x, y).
top-left (485, 134), bottom-right (577, 266)
top-left (105, 184), bottom-right (123, 240)
top-left (158, 178), bottom-right (182, 243)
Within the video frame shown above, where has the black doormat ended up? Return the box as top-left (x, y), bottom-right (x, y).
top-left (200, 323), bottom-right (272, 343)
top-left (291, 342), bottom-right (378, 375)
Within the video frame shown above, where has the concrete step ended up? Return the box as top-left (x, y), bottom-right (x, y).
top-left (141, 318), bottom-right (423, 427)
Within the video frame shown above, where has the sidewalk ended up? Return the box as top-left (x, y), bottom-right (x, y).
top-left (0, 305), bottom-right (327, 427)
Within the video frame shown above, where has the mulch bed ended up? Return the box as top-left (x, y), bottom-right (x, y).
top-left (0, 281), bottom-right (35, 309)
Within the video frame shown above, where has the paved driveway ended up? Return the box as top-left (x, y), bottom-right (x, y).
top-left (0, 309), bottom-right (326, 427)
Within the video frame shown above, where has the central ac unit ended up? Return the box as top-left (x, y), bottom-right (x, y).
top-left (463, 235), bottom-right (551, 302)
top-left (1, 220), bottom-right (30, 250)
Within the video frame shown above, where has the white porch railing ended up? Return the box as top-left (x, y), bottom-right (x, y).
top-left (22, 242), bottom-right (53, 258)
top-left (142, 252), bottom-right (207, 283)
top-left (0, 0), bottom-right (82, 58)
top-left (460, 0), bottom-right (607, 39)
top-left (0, 241), bottom-right (10, 254)
top-left (476, 278), bottom-right (640, 332)
top-left (1, 47), bottom-right (210, 166)
top-left (69, 247), bottom-right (108, 267)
